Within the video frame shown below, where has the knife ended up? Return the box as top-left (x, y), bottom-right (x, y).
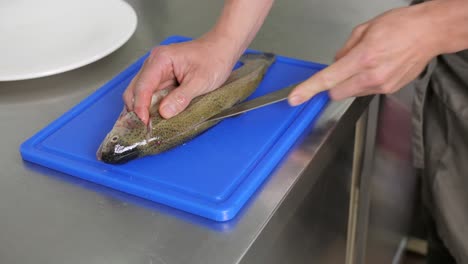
top-left (205, 82), bottom-right (299, 122)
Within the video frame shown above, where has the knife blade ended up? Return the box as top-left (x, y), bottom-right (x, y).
top-left (205, 82), bottom-right (299, 123)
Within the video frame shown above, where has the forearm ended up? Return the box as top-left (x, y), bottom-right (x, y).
top-left (422, 0), bottom-right (468, 54)
top-left (204, 0), bottom-right (274, 60)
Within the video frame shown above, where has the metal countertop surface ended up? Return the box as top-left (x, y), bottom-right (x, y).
top-left (0, 0), bottom-right (405, 263)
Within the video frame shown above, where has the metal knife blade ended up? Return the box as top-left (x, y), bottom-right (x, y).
top-left (205, 82), bottom-right (299, 123)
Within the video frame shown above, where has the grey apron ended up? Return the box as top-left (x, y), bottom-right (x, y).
top-left (411, 2), bottom-right (468, 263)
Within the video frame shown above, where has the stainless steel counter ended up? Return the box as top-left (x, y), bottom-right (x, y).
top-left (0, 0), bottom-right (406, 263)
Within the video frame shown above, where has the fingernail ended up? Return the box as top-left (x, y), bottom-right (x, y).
top-left (288, 95), bottom-right (304, 106)
top-left (161, 104), bottom-right (177, 118)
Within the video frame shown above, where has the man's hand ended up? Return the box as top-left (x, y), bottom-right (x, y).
top-left (288, 0), bottom-right (468, 105)
top-left (123, 35), bottom-right (237, 123)
top-left (123, 0), bottom-right (274, 124)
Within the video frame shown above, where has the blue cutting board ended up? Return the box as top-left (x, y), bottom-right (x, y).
top-left (20, 36), bottom-right (329, 222)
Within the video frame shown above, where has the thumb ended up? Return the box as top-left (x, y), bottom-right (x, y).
top-left (159, 78), bottom-right (207, 119)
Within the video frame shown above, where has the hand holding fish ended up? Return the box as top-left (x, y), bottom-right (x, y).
top-left (123, 35), bottom-right (238, 123)
top-left (124, 0), bottom-right (275, 124)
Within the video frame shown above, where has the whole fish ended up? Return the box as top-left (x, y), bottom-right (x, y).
top-left (97, 52), bottom-right (276, 164)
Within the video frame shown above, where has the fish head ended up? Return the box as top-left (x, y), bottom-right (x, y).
top-left (97, 109), bottom-right (148, 164)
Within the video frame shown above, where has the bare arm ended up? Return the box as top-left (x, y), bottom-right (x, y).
top-left (430, 0), bottom-right (468, 54)
top-left (207, 0), bottom-right (275, 61)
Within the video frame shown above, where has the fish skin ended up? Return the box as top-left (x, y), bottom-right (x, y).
top-left (97, 53), bottom-right (276, 164)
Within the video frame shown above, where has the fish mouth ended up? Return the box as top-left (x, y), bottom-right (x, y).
top-left (100, 147), bottom-right (141, 164)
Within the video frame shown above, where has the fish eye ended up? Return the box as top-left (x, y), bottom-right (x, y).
top-left (111, 136), bottom-right (119, 142)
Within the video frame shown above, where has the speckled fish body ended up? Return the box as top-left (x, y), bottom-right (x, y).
top-left (97, 53), bottom-right (276, 164)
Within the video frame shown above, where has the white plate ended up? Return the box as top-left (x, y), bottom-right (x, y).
top-left (0, 0), bottom-right (137, 81)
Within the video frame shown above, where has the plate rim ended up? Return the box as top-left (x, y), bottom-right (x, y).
top-left (0, 0), bottom-right (138, 81)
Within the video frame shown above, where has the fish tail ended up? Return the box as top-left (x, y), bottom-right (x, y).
top-left (239, 52), bottom-right (276, 65)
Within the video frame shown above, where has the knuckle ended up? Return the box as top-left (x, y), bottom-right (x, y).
top-left (317, 73), bottom-right (335, 89)
top-left (352, 23), bottom-right (367, 35)
top-left (359, 52), bottom-right (379, 69)
top-left (380, 84), bottom-right (394, 94)
top-left (169, 90), bottom-right (190, 111)
top-left (175, 91), bottom-right (189, 107)
top-left (373, 73), bottom-right (386, 87)
top-left (123, 91), bottom-right (133, 103)
top-left (134, 81), bottom-right (151, 95)
top-left (122, 89), bottom-right (130, 99)
top-left (150, 46), bottom-right (161, 57)
top-left (133, 83), bottom-right (144, 94)
top-left (359, 71), bottom-right (385, 87)
top-left (357, 74), bottom-right (371, 87)
top-left (133, 105), bottom-right (147, 115)
top-left (139, 90), bottom-right (154, 103)
top-left (122, 95), bottom-right (130, 104)
top-left (150, 46), bottom-right (170, 59)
